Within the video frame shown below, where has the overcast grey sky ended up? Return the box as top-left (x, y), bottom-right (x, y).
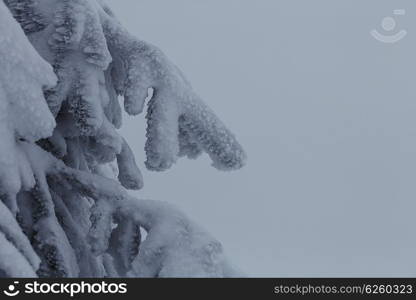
top-left (108, 0), bottom-right (416, 276)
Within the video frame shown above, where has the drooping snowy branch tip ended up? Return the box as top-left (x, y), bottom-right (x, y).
top-left (0, 0), bottom-right (245, 278)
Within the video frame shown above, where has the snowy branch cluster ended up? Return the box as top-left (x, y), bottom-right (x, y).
top-left (0, 0), bottom-right (245, 277)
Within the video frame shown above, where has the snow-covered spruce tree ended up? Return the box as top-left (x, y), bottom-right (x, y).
top-left (0, 0), bottom-right (246, 278)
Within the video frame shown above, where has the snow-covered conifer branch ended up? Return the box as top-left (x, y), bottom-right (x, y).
top-left (0, 0), bottom-right (246, 278)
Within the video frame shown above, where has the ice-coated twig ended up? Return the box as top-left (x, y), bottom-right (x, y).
top-left (116, 138), bottom-right (143, 190)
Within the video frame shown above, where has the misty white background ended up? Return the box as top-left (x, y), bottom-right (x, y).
top-left (107, 0), bottom-right (416, 276)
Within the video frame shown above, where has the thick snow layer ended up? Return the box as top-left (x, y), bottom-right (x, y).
top-left (0, 1), bottom-right (56, 208)
top-left (0, 1), bottom-right (56, 142)
top-left (47, 151), bottom-right (242, 277)
top-left (97, 4), bottom-right (247, 171)
top-left (0, 232), bottom-right (38, 277)
top-left (0, 201), bottom-right (40, 272)
top-left (0, 0), bottom-right (246, 278)
top-left (122, 199), bottom-right (242, 277)
top-left (10, 0), bottom-right (246, 172)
